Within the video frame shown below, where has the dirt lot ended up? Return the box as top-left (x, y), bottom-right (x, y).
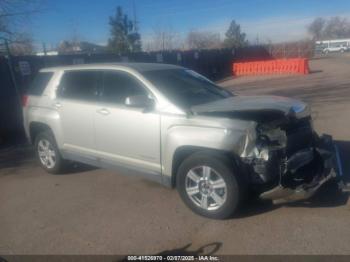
top-left (1, 56), bottom-right (350, 255)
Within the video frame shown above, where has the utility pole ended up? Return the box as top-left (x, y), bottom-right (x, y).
top-left (42, 42), bottom-right (47, 56)
top-left (255, 34), bottom-right (260, 45)
top-left (132, 0), bottom-right (138, 32)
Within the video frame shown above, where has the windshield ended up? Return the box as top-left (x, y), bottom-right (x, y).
top-left (315, 43), bottom-right (328, 50)
top-left (143, 69), bottom-right (232, 109)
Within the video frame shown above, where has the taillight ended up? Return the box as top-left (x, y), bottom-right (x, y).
top-left (22, 95), bottom-right (29, 107)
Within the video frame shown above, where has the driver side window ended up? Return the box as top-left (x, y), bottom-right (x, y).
top-left (101, 70), bottom-right (148, 104)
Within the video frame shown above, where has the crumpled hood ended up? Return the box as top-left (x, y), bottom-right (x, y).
top-left (191, 95), bottom-right (308, 118)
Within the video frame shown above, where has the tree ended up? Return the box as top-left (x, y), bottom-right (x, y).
top-left (308, 16), bottom-right (350, 40)
top-left (323, 16), bottom-right (350, 39)
top-left (0, 0), bottom-right (42, 38)
top-left (307, 17), bottom-right (326, 40)
top-left (223, 20), bottom-right (248, 49)
top-left (0, 0), bottom-right (42, 55)
top-left (144, 24), bottom-right (182, 51)
top-left (187, 30), bottom-right (221, 50)
top-left (9, 33), bottom-right (34, 55)
top-left (152, 25), bottom-right (175, 51)
top-left (108, 6), bottom-right (141, 53)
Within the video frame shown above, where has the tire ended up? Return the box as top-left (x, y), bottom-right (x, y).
top-left (176, 151), bottom-right (244, 219)
top-left (34, 130), bottom-right (67, 174)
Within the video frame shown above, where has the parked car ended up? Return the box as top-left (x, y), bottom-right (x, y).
top-left (315, 39), bottom-right (350, 54)
top-left (22, 63), bottom-right (342, 219)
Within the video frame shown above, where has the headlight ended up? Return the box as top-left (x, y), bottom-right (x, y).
top-left (295, 104), bottom-right (310, 119)
top-left (258, 148), bottom-right (269, 161)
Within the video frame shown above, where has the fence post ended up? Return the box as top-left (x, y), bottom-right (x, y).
top-left (4, 39), bottom-right (21, 107)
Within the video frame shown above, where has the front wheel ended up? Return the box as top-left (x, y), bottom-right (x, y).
top-left (176, 151), bottom-right (244, 219)
top-left (35, 131), bottom-right (67, 174)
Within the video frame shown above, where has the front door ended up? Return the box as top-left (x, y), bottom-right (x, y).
top-left (94, 70), bottom-right (161, 177)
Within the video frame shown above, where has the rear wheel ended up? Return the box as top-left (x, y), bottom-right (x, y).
top-left (35, 131), bottom-right (66, 174)
top-left (176, 151), bottom-right (244, 219)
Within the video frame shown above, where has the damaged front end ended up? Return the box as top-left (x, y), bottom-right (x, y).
top-left (241, 116), bottom-right (340, 204)
top-left (191, 95), bottom-right (343, 204)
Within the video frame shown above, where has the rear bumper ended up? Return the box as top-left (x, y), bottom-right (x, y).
top-left (260, 134), bottom-right (342, 204)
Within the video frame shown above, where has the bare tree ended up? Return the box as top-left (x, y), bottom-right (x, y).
top-left (8, 32), bottom-right (33, 55)
top-left (307, 17), bottom-right (326, 40)
top-left (57, 21), bottom-right (84, 53)
top-left (69, 20), bottom-right (82, 46)
top-left (0, 0), bottom-right (43, 54)
top-left (146, 24), bottom-right (182, 51)
top-left (0, 0), bottom-right (42, 37)
top-left (186, 30), bottom-right (221, 50)
top-left (308, 16), bottom-right (350, 40)
top-left (323, 16), bottom-right (350, 39)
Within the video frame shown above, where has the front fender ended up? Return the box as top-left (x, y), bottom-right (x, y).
top-left (162, 122), bottom-right (257, 179)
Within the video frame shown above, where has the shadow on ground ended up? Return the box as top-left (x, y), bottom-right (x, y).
top-left (118, 242), bottom-right (222, 261)
top-left (237, 182), bottom-right (349, 218)
top-left (0, 143), bottom-right (35, 170)
top-left (0, 143), bottom-right (96, 174)
top-left (309, 70), bottom-right (323, 74)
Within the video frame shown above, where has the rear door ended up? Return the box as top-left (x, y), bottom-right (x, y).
top-left (94, 70), bottom-right (161, 177)
top-left (56, 70), bottom-right (101, 158)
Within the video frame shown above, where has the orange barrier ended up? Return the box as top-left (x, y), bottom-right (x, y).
top-left (232, 58), bottom-right (309, 76)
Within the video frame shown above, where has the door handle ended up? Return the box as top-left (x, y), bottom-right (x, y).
top-left (97, 108), bottom-right (110, 115)
top-left (53, 102), bottom-right (61, 109)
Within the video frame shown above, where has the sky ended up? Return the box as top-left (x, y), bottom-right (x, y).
top-left (28, 0), bottom-right (350, 50)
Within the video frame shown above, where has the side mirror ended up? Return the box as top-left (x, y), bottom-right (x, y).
top-left (125, 94), bottom-right (154, 109)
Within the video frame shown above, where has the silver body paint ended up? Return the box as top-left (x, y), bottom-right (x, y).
top-left (24, 63), bottom-right (336, 197)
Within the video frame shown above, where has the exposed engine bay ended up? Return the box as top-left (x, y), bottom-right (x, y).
top-left (191, 95), bottom-right (342, 204)
top-left (241, 115), bottom-right (339, 204)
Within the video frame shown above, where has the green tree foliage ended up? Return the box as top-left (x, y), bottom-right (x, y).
top-left (223, 20), bottom-right (248, 49)
top-left (108, 6), bottom-right (141, 53)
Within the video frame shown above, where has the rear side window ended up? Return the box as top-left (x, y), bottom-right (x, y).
top-left (28, 72), bottom-right (53, 95)
top-left (101, 71), bottom-right (148, 104)
top-left (58, 71), bottom-right (100, 101)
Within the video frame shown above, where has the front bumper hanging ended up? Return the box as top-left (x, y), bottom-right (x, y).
top-left (260, 134), bottom-right (344, 204)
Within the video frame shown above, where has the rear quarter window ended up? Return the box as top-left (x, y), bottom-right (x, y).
top-left (57, 70), bottom-right (100, 101)
top-left (28, 72), bottom-right (54, 96)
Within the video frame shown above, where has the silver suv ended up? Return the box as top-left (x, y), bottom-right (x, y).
top-left (23, 63), bottom-right (340, 219)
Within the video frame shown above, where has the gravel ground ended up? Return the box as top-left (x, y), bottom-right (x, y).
top-left (0, 56), bottom-right (349, 255)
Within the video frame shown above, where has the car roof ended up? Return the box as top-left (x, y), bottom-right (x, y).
top-left (40, 62), bottom-right (183, 73)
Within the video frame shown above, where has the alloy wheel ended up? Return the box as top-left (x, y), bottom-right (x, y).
top-left (185, 165), bottom-right (227, 211)
top-left (37, 139), bottom-right (56, 169)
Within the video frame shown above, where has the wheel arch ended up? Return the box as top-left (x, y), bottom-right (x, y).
top-left (29, 122), bottom-right (54, 144)
top-left (170, 145), bottom-right (240, 188)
